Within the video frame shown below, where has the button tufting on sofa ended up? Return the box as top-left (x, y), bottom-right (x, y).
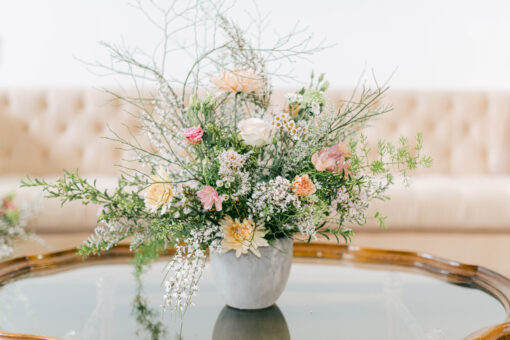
top-left (75, 97), bottom-right (85, 111)
top-left (0, 96), bottom-right (9, 108)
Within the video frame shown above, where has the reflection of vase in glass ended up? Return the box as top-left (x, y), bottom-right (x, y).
top-left (212, 305), bottom-right (290, 340)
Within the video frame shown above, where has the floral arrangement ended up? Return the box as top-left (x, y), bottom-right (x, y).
top-left (22, 0), bottom-right (430, 315)
top-left (0, 193), bottom-right (38, 260)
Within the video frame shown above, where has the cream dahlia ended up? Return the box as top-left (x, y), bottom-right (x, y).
top-left (219, 216), bottom-right (269, 257)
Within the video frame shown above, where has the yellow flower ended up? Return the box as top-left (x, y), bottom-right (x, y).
top-left (219, 216), bottom-right (269, 257)
top-left (211, 69), bottom-right (264, 93)
top-left (144, 168), bottom-right (173, 212)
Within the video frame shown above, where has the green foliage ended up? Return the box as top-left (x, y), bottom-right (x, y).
top-left (3, 209), bottom-right (19, 225)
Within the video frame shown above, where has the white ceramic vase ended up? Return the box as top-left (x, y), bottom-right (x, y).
top-left (210, 238), bottom-right (293, 310)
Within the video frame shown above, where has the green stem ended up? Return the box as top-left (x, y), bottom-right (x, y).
top-left (233, 93), bottom-right (239, 128)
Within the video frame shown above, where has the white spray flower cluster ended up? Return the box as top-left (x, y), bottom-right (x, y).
top-left (272, 112), bottom-right (308, 138)
top-left (297, 217), bottom-right (317, 239)
top-left (285, 93), bottom-right (303, 104)
top-left (330, 186), bottom-right (370, 226)
top-left (0, 241), bottom-right (12, 259)
top-left (216, 150), bottom-right (252, 201)
top-left (248, 176), bottom-right (300, 221)
top-left (0, 199), bottom-right (41, 260)
top-left (218, 150), bottom-right (249, 173)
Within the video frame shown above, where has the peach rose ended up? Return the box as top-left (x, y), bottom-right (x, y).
top-left (211, 69), bottom-right (264, 93)
top-left (144, 168), bottom-right (173, 212)
top-left (292, 174), bottom-right (316, 197)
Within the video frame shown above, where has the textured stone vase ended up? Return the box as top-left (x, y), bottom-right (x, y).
top-left (210, 238), bottom-right (293, 310)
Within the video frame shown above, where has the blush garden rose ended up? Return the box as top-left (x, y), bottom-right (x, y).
top-left (237, 118), bottom-right (271, 147)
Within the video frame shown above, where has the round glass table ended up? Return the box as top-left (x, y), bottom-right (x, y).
top-left (0, 243), bottom-right (509, 340)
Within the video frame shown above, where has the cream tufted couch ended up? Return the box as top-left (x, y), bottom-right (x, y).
top-left (1, 88), bottom-right (510, 234)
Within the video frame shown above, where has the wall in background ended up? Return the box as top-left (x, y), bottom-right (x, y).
top-left (1, 0), bottom-right (510, 89)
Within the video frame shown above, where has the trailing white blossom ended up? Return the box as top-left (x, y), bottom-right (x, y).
top-left (163, 223), bottom-right (220, 312)
top-left (83, 219), bottom-right (136, 252)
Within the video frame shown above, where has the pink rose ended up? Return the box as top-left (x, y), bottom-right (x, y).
top-left (183, 126), bottom-right (204, 144)
top-left (326, 142), bottom-right (350, 160)
top-left (197, 186), bottom-right (223, 211)
top-left (311, 142), bottom-right (351, 177)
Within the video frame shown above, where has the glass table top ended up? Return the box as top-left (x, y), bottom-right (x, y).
top-left (0, 258), bottom-right (506, 340)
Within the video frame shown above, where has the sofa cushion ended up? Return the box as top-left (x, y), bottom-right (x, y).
top-left (365, 175), bottom-right (510, 231)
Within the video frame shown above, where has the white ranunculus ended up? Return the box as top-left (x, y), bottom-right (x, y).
top-left (237, 118), bottom-right (271, 147)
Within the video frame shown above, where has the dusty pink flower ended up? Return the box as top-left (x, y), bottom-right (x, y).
top-left (2, 197), bottom-right (16, 211)
top-left (196, 186), bottom-right (223, 212)
top-left (183, 126), bottom-right (204, 144)
top-left (311, 149), bottom-right (338, 172)
top-left (311, 142), bottom-right (352, 177)
top-left (327, 142), bottom-right (351, 160)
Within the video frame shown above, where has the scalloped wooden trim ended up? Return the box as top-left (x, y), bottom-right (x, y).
top-left (1, 243), bottom-right (509, 340)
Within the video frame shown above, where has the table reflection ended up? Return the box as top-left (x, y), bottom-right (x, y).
top-left (129, 272), bottom-right (290, 340)
top-left (212, 305), bottom-right (290, 340)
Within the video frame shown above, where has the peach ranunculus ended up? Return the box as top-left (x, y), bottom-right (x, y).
top-left (311, 142), bottom-right (352, 176)
top-left (211, 69), bottom-right (264, 93)
top-left (291, 174), bottom-right (316, 197)
top-left (183, 126), bottom-right (204, 144)
top-left (196, 186), bottom-right (223, 212)
top-left (219, 216), bottom-right (269, 257)
top-left (144, 168), bottom-right (173, 213)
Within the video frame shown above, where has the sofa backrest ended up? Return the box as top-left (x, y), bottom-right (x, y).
top-left (0, 88), bottom-right (139, 176)
top-left (1, 88), bottom-right (510, 176)
top-left (362, 91), bottom-right (510, 175)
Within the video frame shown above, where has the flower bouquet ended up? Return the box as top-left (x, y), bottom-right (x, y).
top-left (22, 1), bottom-right (430, 314)
top-left (0, 193), bottom-right (38, 260)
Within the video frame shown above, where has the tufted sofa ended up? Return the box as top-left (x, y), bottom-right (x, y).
top-left (1, 88), bottom-right (510, 234)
